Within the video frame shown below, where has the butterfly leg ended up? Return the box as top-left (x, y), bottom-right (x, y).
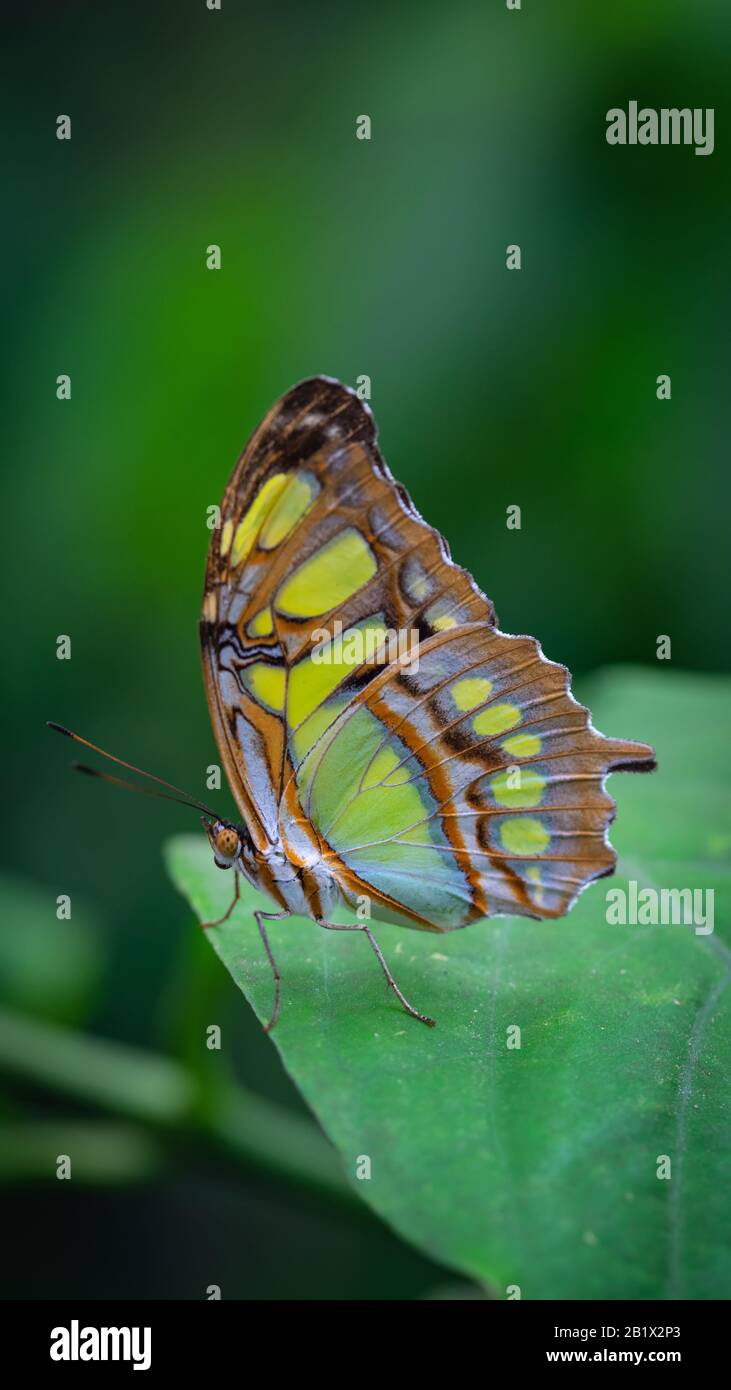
top-left (317, 920), bottom-right (436, 1028)
top-left (255, 910), bottom-right (290, 1033)
top-left (200, 870), bottom-right (240, 930)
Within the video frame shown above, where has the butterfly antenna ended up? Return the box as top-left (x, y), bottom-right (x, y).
top-left (47, 721), bottom-right (219, 818)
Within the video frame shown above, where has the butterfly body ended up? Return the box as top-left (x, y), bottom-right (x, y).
top-left (249, 829), bottom-right (342, 922)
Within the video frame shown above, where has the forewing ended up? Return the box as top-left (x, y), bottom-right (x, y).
top-left (201, 375), bottom-right (495, 848)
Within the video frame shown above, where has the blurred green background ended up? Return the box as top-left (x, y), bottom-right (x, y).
top-left (2, 0), bottom-right (729, 1298)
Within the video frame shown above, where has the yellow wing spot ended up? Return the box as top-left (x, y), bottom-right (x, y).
top-left (247, 606), bottom-right (274, 638)
top-left (202, 590), bottom-right (217, 622)
top-left (258, 472), bottom-right (320, 550)
top-left (527, 866), bottom-right (545, 906)
top-left (502, 732), bottom-right (541, 758)
top-left (231, 473), bottom-right (288, 567)
top-left (500, 817), bottom-right (550, 856)
top-left (451, 676), bottom-right (493, 711)
top-left (220, 518), bottom-right (233, 558)
top-left (491, 768), bottom-right (546, 808)
top-left (290, 702), bottom-right (341, 764)
top-left (362, 744), bottom-right (412, 789)
top-left (242, 662), bottom-right (285, 713)
top-left (287, 618), bottom-right (387, 727)
top-left (401, 557), bottom-right (431, 603)
top-left (275, 528), bottom-right (377, 618)
top-left (426, 598), bottom-right (470, 632)
top-left (473, 704), bottom-right (521, 737)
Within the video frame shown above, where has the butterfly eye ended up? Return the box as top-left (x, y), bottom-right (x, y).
top-left (215, 827), bottom-right (239, 861)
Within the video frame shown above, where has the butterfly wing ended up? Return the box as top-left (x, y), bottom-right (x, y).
top-left (291, 625), bottom-right (655, 928)
top-left (202, 376), bottom-right (655, 924)
top-left (201, 375), bottom-right (495, 850)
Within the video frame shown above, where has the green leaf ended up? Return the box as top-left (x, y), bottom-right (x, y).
top-left (166, 667), bottom-right (731, 1299)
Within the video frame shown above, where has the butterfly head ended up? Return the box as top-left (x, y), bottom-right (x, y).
top-left (203, 817), bottom-right (242, 870)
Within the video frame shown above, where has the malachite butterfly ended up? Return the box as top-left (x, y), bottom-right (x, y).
top-left (197, 376), bottom-right (656, 1028)
top-left (50, 376), bottom-right (655, 1030)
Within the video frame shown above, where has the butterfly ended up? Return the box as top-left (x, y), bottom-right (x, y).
top-left (50, 376), bottom-right (655, 1032)
top-left (196, 376), bottom-right (655, 1028)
